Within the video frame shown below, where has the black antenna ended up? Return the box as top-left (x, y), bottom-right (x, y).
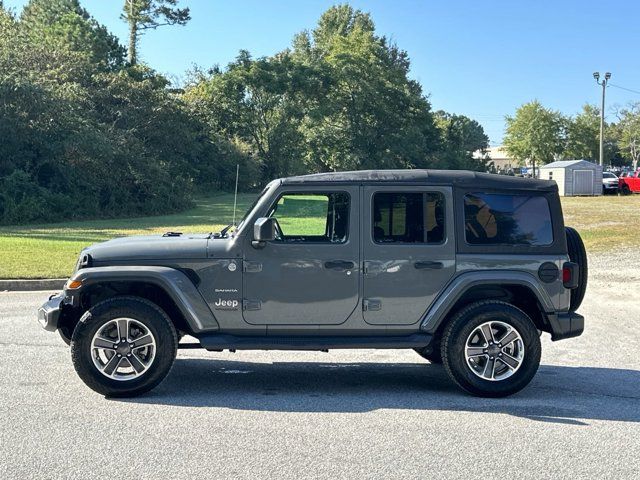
top-left (232, 164), bottom-right (240, 228)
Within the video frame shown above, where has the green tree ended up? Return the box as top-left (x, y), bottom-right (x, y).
top-left (615, 103), bottom-right (640, 170)
top-left (185, 51), bottom-right (323, 182)
top-left (121, 0), bottom-right (190, 65)
top-left (565, 104), bottom-right (600, 161)
top-left (434, 111), bottom-right (489, 170)
top-left (185, 4), bottom-right (491, 184)
top-left (20, 0), bottom-right (124, 71)
top-left (305, 4), bottom-right (374, 57)
top-left (0, 2), bottom-right (207, 224)
top-left (504, 100), bottom-right (564, 177)
top-left (293, 5), bottom-right (440, 172)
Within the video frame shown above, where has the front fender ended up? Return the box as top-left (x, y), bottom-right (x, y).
top-left (69, 266), bottom-right (219, 333)
top-left (420, 270), bottom-right (556, 333)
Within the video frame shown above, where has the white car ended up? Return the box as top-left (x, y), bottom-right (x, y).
top-left (602, 172), bottom-right (619, 194)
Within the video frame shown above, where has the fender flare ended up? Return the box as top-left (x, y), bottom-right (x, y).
top-left (70, 266), bottom-right (219, 333)
top-left (420, 270), bottom-right (555, 333)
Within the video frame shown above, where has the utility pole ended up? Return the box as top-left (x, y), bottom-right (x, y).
top-left (593, 72), bottom-right (611, 167)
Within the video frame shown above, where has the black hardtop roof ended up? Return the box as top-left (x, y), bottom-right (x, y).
top-left (280, 169), bottom-right (557, 192)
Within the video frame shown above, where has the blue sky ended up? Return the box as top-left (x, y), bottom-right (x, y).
top-left (5, 0), bottom-right (640, 144)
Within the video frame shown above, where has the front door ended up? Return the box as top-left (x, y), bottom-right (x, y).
top-left (362, 185), bottom-right (456, 325)
top-left (243, 187), bottom-right (360, 325)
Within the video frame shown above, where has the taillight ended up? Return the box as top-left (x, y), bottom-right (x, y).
top-left (563, 262), bottom-right (579, 289)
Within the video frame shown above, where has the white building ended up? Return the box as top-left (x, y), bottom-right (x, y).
top-left (539, 160), bottom-right (603, 196)
top-left (474, 146), bottom-right (531, 173)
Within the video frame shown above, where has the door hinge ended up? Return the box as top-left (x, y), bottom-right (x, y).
top-left (243, 261), bottom-right (262, 273)
top-left (243, 300), bottom-right (262, 311)
top-left (363, 299), bottom-right (382, 311)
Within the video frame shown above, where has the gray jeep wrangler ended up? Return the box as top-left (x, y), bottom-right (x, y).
top-left (38, 170), bottom-right (587, 398)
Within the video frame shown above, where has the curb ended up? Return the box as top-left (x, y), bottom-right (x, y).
top-left (0, 279), bottom-right (66, 292)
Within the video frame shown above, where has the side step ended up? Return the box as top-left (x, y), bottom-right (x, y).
top-left (196, 333), bottom-right (433, 351)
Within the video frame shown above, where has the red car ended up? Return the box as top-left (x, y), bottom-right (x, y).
top-left (619, 171), bottom-right (640, 194)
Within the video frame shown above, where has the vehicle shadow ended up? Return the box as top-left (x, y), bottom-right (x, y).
top-left (118, 358), bottom-right (640, 425)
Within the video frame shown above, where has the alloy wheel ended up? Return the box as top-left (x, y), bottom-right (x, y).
top-left (464, 321), bottom-right (524, 381)
top-left (90, 318), bottom-right (156, 381)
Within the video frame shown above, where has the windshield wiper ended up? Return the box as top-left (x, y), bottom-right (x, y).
top-left (218, 224), bottom-right (234, 237)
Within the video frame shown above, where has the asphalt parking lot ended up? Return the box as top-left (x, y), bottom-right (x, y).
top-left (1, 254), bottom-right (639, 479)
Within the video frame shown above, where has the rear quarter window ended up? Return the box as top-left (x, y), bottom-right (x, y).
top-left (464, 193), bottom-right (553, 246)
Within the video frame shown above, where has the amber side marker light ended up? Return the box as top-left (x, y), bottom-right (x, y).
top-left (66, 279), bottom-right (82, 289)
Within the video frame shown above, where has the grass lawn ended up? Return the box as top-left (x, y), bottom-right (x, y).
top-left (1, 192), bottom-right (639, 279)
top-left (560, 195), bottom-right (640, 252)
top-left (0, 193), bottom-right (257, 279)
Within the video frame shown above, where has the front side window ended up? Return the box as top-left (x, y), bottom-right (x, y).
top-left (373, 192), bottom-right (445, 244)
top-left (268, 192), bottom-right (349, 243)
top-left (464, 193), bottom-right (553, 246)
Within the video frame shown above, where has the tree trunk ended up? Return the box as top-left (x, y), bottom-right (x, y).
top-left (128, 20), bottom-right (137, 65)
top-left (125, 0), bottom-right (138, 65)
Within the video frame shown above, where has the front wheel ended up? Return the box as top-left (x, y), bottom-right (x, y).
top-left (71, 296), bottom-right (178, 397)
top-left (441, 300), bottom-right (541, 397)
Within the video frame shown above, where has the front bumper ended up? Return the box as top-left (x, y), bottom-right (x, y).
top-left (37, 293), bottom-right (64, 332)
top-left (547, 311), bottom-right (584, 341)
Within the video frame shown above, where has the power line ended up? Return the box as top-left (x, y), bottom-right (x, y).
top-left (609, 83), bottom-right (640, 96)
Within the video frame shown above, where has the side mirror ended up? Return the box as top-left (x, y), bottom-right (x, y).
top-left (252, 217), bottom-right (277, 248)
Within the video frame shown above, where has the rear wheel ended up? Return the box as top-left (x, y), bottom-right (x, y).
top-left (71, 296), bottom-right (177, 397)
top-left (441, 301), bottom-right (541, 397)
top-left (565, 226), bottom-right (588, 311)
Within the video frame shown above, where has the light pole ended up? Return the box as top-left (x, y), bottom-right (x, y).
top-left (593, 72), bottom-right (611, 167)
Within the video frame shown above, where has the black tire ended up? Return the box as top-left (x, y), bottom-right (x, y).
top-left (71, 296), bottom-right (178, 397)
top-left (441, 300), bottom-right (541, 397)
top-left (565, 226), bottom-right (588, 311)
top-left (619, 184), bottom-right (631, 196)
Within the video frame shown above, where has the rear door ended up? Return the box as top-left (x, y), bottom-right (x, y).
top-left (362, 185), bottom-right (455, 325)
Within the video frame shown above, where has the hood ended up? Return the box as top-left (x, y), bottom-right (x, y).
top-left (84, 233), bottom-right (211, 263)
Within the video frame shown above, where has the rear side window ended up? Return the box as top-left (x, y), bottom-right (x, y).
top-left (464, 193), bottom-right (553, 246)
top-left (373, 192), bottom-right (445, 244)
